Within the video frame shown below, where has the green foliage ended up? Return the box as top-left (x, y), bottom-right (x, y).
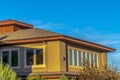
top-left (0, 62), bottom-right (20, 80)
top-left (60, 75), bottom-right (68, 80)
top-left (71, 78), bottom-right (75, 80)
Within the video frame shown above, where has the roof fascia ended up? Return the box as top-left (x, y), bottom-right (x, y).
top-left (0, 35), bottom-right (115, 52)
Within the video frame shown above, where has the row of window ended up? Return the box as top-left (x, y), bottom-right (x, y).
top-left (69, 48), bottom-right (98, 68)
top-left (0, 47), bottom-right (98, 68)
top-left (0, 48), bottom-right (44, 68)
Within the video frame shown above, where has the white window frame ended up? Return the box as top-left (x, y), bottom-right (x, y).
top-left (68, 48), bottom-right (83, 67)
top-left (1, 48), bottom-right (20, 69)
top-left (68, 47), bottom-right (99, 68)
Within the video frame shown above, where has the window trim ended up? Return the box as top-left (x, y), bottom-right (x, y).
top-left (68, 46), bottom-right (99, 68)
top-left (1, 48), bottom-right (20, 69)
top-left (68, 47), bottom-right (83, 67)
top-left (24, 46), bottom-right (45, 68)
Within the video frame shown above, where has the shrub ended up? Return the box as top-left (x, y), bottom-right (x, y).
top-left (60, 75), bottom-right (68, 80)
top-left (0, 62), bottom-right (20, 80)
top-left (27, 75), bottom-right (45, 80)
top-left (78, 63), bottom-right (120, 80)
top-left (26, 63), bottom-right (120, 80)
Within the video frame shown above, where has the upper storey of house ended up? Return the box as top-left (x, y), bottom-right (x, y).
top-left (0, 20), bottom-right (33, 33)
top-left (0, 19), bottom-right (115, 52)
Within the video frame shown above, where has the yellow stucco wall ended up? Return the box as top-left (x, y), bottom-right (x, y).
top-left (100, 52), bottom-right (107, 67)
top-left (47, 41), bottom-right (61, 72)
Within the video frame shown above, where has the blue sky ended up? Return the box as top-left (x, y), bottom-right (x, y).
top-left (0, 0), bottom-right (120, 69)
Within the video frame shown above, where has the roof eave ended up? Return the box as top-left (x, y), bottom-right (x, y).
top-left (62, 36), bottom-right (115, 52)
top-left (0, 35), bottom-right (115, 52)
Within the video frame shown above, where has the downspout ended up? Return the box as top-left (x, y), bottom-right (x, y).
top-left (66, 43), bottom-right (68, 72)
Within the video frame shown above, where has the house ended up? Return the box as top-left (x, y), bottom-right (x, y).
top-left (0, 20), bottom-right (115, 79)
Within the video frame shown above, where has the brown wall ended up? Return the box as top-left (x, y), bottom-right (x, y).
top-left (59, 41), bottom-right (67, 72)
top-left (0, 25), bottom-right (14, 33)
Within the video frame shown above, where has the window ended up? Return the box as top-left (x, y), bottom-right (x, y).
top-left (83, 52), bottom-right (86, 66)
top-left (69, 49), bottom-right (73, 65)
top-left (36, 49), bottom-right (43, 65)
top-left (1, 48), bottom-right (20, 68)
top-left (87, 53), bottom-right (90, 64)
top-left (26, 49), bottom-right (34, 65)
top-left (74, 50), bottom-right (77, 66)
top-left (2, 51), bottom-right (9, 64)
top-left (91, 53), bottom-right (94, 68)
top-left (78, 51), bottom-right (82, 66)
top-left (25, 48), bottom-right (44, 67)
top-left (11, 50), bottom-right (18, 66)
top-left (94, 54), bottom-right (98, 68)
